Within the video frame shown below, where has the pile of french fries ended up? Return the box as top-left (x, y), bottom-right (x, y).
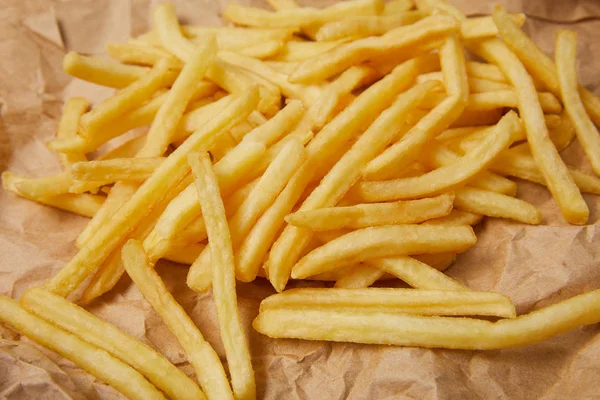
top-left (3, 0), bottom-right (600, 398)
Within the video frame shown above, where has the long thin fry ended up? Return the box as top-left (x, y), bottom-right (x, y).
top-left (188, 153), bottom-right (256, 400)
top-left (286, 193), bottom-right (453, 230)
top-left (20, 287), bottom-right (205, 400)
top-left (291, 225), bottom-right (476, 279)
top-left (267, 81), bottom-right (438, 292)
top-left (454, 187), bottom-right (541, 224)
top-left (56, 97), bottom-right (90, 168)
top-left (253, 289), bottom-right (600, 349)
top-left (315, 12), bottom-right (426, 41)
top-left (71, 157), bottom-right (164, 182)
top-left (121, 240), bottom-right (234, 400)
top-left (259, 288), bottom-right (516, 318)
top-left (0, 295), bottom-right (165, 400)
top-left (469, 38), bottom-right (588, 225)
top-left (555, 30), bottom-right (600, 176)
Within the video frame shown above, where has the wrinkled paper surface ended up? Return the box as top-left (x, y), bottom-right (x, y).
top-left (2, 0), bottom-right (600, 398)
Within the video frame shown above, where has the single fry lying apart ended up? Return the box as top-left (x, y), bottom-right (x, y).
top-left (254, 289), bottom-right (600, 350)
top-left (0, 295), bottom-right (165, 400)
top-left (286, 193), bottom-right (453, 230)
top-left (259, 288), bottom-right (516, 318)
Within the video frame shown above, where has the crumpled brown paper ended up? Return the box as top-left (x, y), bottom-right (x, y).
top-left (1, 0), bottom-right (600, 398)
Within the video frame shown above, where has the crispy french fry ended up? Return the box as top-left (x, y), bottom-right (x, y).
top-left (424, 209), bottom-right (483, 226)
top-left (188, 153), bottom-right (256, 400)
top-left (465, 60), bottom-right (507, 82)
top-left (121, 240), bottom-right (234, 400)
top-left (492, 5), bottom-right (600, 127)
top-left (291, 225), bottom-right (476, 279)
top-left (333, 265), bottom-right (389, 289)
top-left (358, 112), bottom-right (520, 200)
top-left (555, 30), bottom-right (600, 176)
top-left (62, 51), bottom-right (172, 89)
top-left (71, 158), bottom-right (164, 183)
top-left (223, 0), bottom-right (383, 28)
top-left (0, 295), bottom-right (165, 400)
top-left (10, 173), bottom-right (73, 198)
top-left (56, 97), bottom-right (90, 169)
top-left (46, 88), bottom-right (259, 297)
top-left (238, 58), bottom-right (426, 290)
top-left (454, 187), bottom-right (541, 224)
top-left (2, 172), bottom-right (104, 218)
top-left (286, 193), bottom-right (453, 230)
top-left (461, 14), bottom-right (525, 40)
top-left (20, 287), bottom-right (205, 400)
top-left (188, 138), bottom-right (305, 287)
top-left (469, 38), bottom-right (588, 225)
top-left (253, 289), bottom-right (600, 349)
top-left (418, 72), bottom-right (512, 93)
top-left (315, 11), bottom-right (426, 41)
top-left (420, 91), bottom-right (563, 114)
top-left (182, 25), bottom-right (295, 47)
top-left (271, 39), bottom-right (349, 62)
top-left (289, 15), bottom-right (459, 83)
top-left (106, 42), bottom-right (183, 68)
top-left (364, 35), bottom-right (468, 180)
top-left (260, 288), bottom-right (516, 318)
top-left (268, 81), bottom-right (438, 291)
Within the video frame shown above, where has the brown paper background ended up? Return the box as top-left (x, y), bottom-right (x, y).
top-left (2, 0), bottom-right (600, 398)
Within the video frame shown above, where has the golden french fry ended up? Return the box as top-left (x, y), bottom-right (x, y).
top-left (271, 39), bottom-right (349, 62)
top-left (413, 252), bottom-right (457, 271)
top-left (469, 38), bottom-right (588, 225)
top-left (424, 209), bottom-right (483, 226)
top-left (465, 60), bottom-right (507, 82)
top-left (189, 138), bottom-right (305, 287)
top-left (2, 172), bottom-right (104, 218)
top-left (364, 36), bottom-right (468, 181)
top-left (223, 0), bottom-right (383, 28)
top-left (163, 242), bottom-right (206, 265)
top-left (55, 97), bottom-right (90, 169)
top-left (260, 288), bottom-right (516, 318)
top-left (20, 287), bottom-right (205, 400)
top-left (62, 51), bottom-right (172, 89)
top-left (491, 150), bottom-right (600, 195)
top-left (121, 240), bottom-right (234, 400)
top-left (454, 187), bottom-right (541, 224)
top-left (291, 225), bottom-right (476, 280)
top-left (78, 59), bottom-right (172, 139)
top-left (418, 72), bottom-right (512, 93)
top-left (286, 193), bottom-right (453, 230)
top-left (358, 112), bottom-right (520, 200)
top-left (71, 157), bottom-right (164, 183)
top-left (0, 295), bottom-right (165, 400)
top-left (555, 30), bottom-right (600, 176)
top-left (333, 265), bottom-right (389, 289)
top-left (268, 81), bottom-right (439, 292)
top-left (188, 153), bottom-right (256, 400)
top-left (460, 13), bottom-right (525, 40)
top-left (289, 15), bottom-right (459, 83)
top-left (182, 25), bottom-right (295, 47)
top-left (420, 91), bottom-right (562, 114)
top-left (46, 88), bottom-right (259, 297)
top-left (10, 173), bottom-right (73, 198)
top-left (315, 11), bottom-right (426, 41)
top-left (106, 42), bottom-right (183, 68)
top-left (450, 109), bottom-right (504, 128)
top-left (253, 289), bottom-right (600, 349)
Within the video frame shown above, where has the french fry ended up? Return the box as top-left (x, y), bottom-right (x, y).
top-left (420, 90), bottom-right (563, 114)
top-left (418, 72), bottom-right (512, 93)
top-left (20, 287), bottom-right (205, 400)
top-left (271, 39), bottom-right (350, 62)
top-left (333, 265), bottom-right (389, 289)
top-left (182, 25), bottom-right (295, 47)
top-left (492, 5), bottom-right (600, 127)
top-left (163, 242), bottom-right (206, 265)
top-left (223, 0), bottom-right (384, 29)
top-left (454, 187), bottom-right (541, 224)
top-left (286, 193), bottom-right (453, 230)
top-left (315, 12), bottom-right (426, 41)
top-left (469, 38), bottom-right (589, 225)
top-left (2, 172), bottom-right (104, 218)
top-left (106, 42), bottom-right (183, 68)
top-left (78, 59), bottom-right (171, 139)
top-left (424, 209), bottom-right (483, 226)
top-left (413, 252), bottom-right (457, 271)
top-left (56, 97), bottom-right (90, 168)
top-left (460, 13), bottom-right (526, 40)
top-left (238, 58), bottom-right (427, 290)
top-left (11, 173), bottom-right (74, 198)
top-left (289, 15), bottom-right (459, 83)
top-left (291, 225), bottom-right (476, 279)
top-left (260, 288), bottom-right (516, 318)
top-left (465, 60), bottom-right (507, 82)
top-left (188, 153), bottom-right (256, 400)
top-left (555, 30), bottom-right (600, 176)
top-left (62, 51), bottom-right (173, 89)
top-left (364, 35), bottom-right (468, 180)
top-left (188, 138), bottom-right (305, 287)
top-left (315, 229), bottom-right (469, 290)
top-left (253, 289), bottom-right (600, 349)
top-left (46, 88), bottom-right (259, 297)
top-left (121, 240), bottom-right (234, 400)
top-left (358, 112), bottom-right (519, 201)
top-left (70, 158), bottom-right (164, 183)
top-left (268, 81), bottom-right (439, 292)
top-left (0, 295), bottom-right (165, 400)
